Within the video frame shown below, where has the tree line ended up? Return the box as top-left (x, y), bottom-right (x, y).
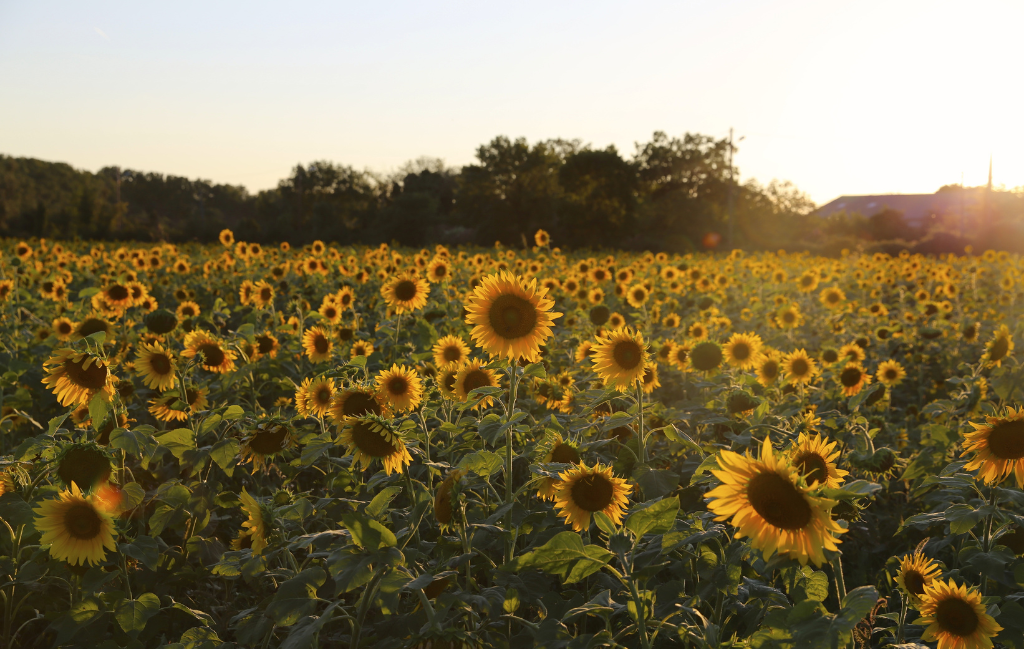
top-left (0, 132), bottom-right (823, 251)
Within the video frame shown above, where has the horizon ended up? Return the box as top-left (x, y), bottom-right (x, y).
top-left (2, 0), bottom-right (1022, 204)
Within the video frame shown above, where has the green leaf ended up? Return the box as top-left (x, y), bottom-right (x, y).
top-left (458, 450), bottom-right (503, 477)
top-left (266, 568), bottom-right (327, 627)
top-left (507, 531), bottom-right (613, 584)
top-left (365, 486), bottom-right (403, 518)
top-left (120, 535), bottom-right (160, 571)
top-left (87, 330), bottom-right (106, 345)
top-left (945, 503), bottom-right (986, 534)
top-left (46, 412), bottom-right (70, 436)
top-left (156, 428), bottom-right (196, 459)
top-left (52, 596), bottom-right (107, 645)
top-left (341, 512), bottom-right (397, 549)
top-left (88, 393), bottom-right (109, 431)
top-left (281, 608), bottom-right (338, 649)
top-left (625, 496), bottom-right (679, 538)
top-left (199, 414), bottom-right (222, 435)
top-left (210, 438), bottom-right (240, 475)
top-left (477, 411), bottom-right (528, 447)
top-left (114, 592), bottom-right (160, 633)
top-left (109, 428), bottom-right (158, 461)
top-left (223, 404), bottom-right (245, 420)
top-left (179, 626), bottom-right (222, 649)
top-left (593, 511), bottom-right (618, 535)
top-left (78, 287), bottom-right (100, 299)
top-left (831, 585), bottom-right (879, 633)
top-left (633, 467), bottom-right (679, 500)
top-left (524, 363), bottom-right (547, 379)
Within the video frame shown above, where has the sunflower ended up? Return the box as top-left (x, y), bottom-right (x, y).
top-left (607, 312), bottom-right (626, 330)
top-left (427, 257), bottom-right (451, 283)
top-left (148, 387), bottom-right (209, 422)
top-left (688, 322), bottom-right (709, 340)
top-left (301, 326), bottom-right (333, 363)
top-left (42, 349), bottom-right (116, 407)
top-left (219, 229), bottom-right (234, 246)
top-left (375, 364), bottom-right (424, 413)
top-left (239, 489), bottom-right (270, 555)
top-left (624, 284), bottom-right (649, 309)
top-left (534, 229), bottom-right (550, 247)
top-left (436, 363), bottom-right (461, 400)
top-left (913, 579), bottom-right (1002, 649)
top-left (251, 281), bottom-right (275, 308)
top-left (876, 359), bottom-right (906, 387)
top-left (101, 282), bottom-right (133, 310)
top-left (755, 352), bottom-right (782, 387)
top-left (689, 340), bottom-right (723, 373)
top-left (382, 273), bottom-right (430, 313)
top-left (432, 335), bottom-right (471, 368)
top-left (329, 387), bottom-right (385, 423)
top-left (337, 414), bottom-right (413, 475)
top-left (55, 442), bottom-right (114, 491)
top-left (537, 433), bottom-right (582, 500)
top-left (552, 462), bottom-right (632, 532)
top-left (434, 469), bottom-right (466, 528)
top-left (240, 420), bottom-right (295, 470)
top-left (591, 327), bottom-right (649, 390)
top-left (183, 331), bottom-right (236, 373)
top-left (782, 349), bottom-right (817, 385)
top-left (295, 376), bottom-right (335, 418)
top-left (73, 316), bottom-right (114, 343)
top-left (837, 363), bottom-right (871, 397)
top-left (962, 406), bottom-right (1024, 487)
top-left (896, 551), bottom-right (941, 600)
top-left (175, 301), bottom-right (201, 320)
top-left (33, 484), bottom-right (117, 566)
top-left (982, 324), bottom-right (1013, 367)
top-left (135, 343), bottom-right (178, 391)
top-left (775, 305), bottom-right (803, 329)
top-left (789, 433), bottom-right (848, 488)
top-left (350, 340), bottom-right (374, 359)
top-left (819, 286), bottom-right (846, 309)
top-left (706, 437), bottom-right (845, 566)
top-left (0, 279), bottom-right (15, 302)
top-left (668, 341), bottom-right (692, 372)
top-left (453, 360), bottom-right (500, 408)
top-left (839, 342), bottom-right (866, 364)
top-left (723, 332), bottom-right (762, 370)
top-left (464, 271), bottom-right (561, 362)
top-left (254, 332), bottom-right (280, 359)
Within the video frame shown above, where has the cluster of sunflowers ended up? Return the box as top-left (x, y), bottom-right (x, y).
top-left (0, 231), bottom-right (1023, 648)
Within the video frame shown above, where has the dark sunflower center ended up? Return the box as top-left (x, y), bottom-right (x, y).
top-left (794, 452), bottom-right (828, 486)
top-left (433, 265), bottom-right (447, 278)
top-left (488, 294), bottom-right (537, 339)
top-left (324, 307), bottom-right (337, 319)
top-left (394, 280), bottom-right (417, 302)
top-left (989, 337), bottom-right (1010, 362)
top-left (643, 368), bottom-right (656, 385)
top-left (589, 305), bottom-right (610, 326)
top-left (352, 344), bottom-right (368, 356)
top-left (248, 426), bottom-right (289, 454)
top-left (570, 473), bottom-right (614, 512)
top-left (337, 327), bottom-right (353, 341)
top-left (181, 306), bottom-right (195, 317)
top-left (613, 341), bottom-right (643, 370)
top-left (732, 343), bottom-right (751, 361)
top-left (58, 322), bottom-right (73, 334)
top-left (64, 357), bottom-right (108, 390)
top-left (78, 318), bottom-right (108, 337)
top-left (443, 372), bottom-right (457, 392)
top-left (790, 359), bottom-right (810, 376)
top-left (827, 292), bottom-right (840, 303)
top-left (987, 419), bottom-right (1024, 460)
top-left (387, 376), bottom-right (409, 396)
top-left (761, 360), bottom-right (779, 379)
top-left (746, 470), bottom-right (812, 530)
top-left (632, 289), bottom-right (645, 301)
top-left (443, 345), bottom-right (462, 362)
top-left (314, 385), bottom-right (332, 405)
top-left (884, 368), bottom-right (899, 381)
top-left (783, 312), bottom-right (796, 323)
top-left (840, 367), bottom-right (863, 388)
top-left (690, 342), bottom-right (723, 372)
top-left (313, 335), bottom-right (329, 355)
top-left (551, 443), bottom-right (580, 464)
top-left (107, 284), bottom-right (129, 301)
top-left (822, 350), bottom-right (839, 364)
top-left (935, 597), bottom-right (979, 637)
top-left (260, 288), bottom-right (272, 301)
top-left (64, 502), bottom-right (102, 540)
top-left (902, 569), bottom-right (926, 595)
top-left (350, 421), bottom-right (398, 457)
top-left (461, 369), bottom-right (491, 393)
top-left (341, 392), bottom-right (382, 416)
top-left (257, 335), bottom-right (276, 353)
top-left (197, 343), bottom-right (225, 367)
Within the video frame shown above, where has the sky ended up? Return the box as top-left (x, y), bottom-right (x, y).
top-left (2, 0), bottom-right (1022, 205)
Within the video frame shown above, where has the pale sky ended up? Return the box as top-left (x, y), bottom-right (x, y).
top-left (2, 0), bottom-right (1022, 205)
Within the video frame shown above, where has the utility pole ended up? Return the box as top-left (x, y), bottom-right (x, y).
top-left (960, 172), bottom-right (964, 237)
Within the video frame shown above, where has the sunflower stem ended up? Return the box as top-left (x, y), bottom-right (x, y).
top-left (504, 359), bottom-right (519, 565)
top-left (636, 381), bottom-right (646, 465)
top-left (832, 552), bottom-right (847, 602)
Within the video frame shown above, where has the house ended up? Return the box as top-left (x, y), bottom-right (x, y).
top-left (815, 188), bottom-right (986, 227)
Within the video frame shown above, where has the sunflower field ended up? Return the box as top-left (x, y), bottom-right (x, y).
top-left (1, 233), bottom-right (1024, 649)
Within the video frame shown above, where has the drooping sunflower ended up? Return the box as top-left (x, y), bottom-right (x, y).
top-left (238, 489), bottom-right (270, 556)
top-left (375, 364), bottom-right (424, 413)
top-left (464, 271), bottom-right (561, 362)
top-left (836, 363), bottom-right (871, 397)
top-left (301, 326), bottom-right (333, 363)
top-left (295, 376), bottom-right (335, 418)
top-left (135, 343), bottom-right (178, 391)
top-left (982, 324), bottom-right (1013, 367)
top-left (73, 316), bottom-right (114, 343)
top-left (723, 332), bottom-right (762, 370)
top-left (962, 406), bottom-right (1024, 487)
top-left (641, 364), bottom-right (661, 394)
top-left (913, 579), bottom-right (1002, 649)
top-left (537, 433), bottom-right (582, 500)
top-left (782, 349), bottom-right (817, 385)
top-left (876, 359), bottom-right (906, 387)
top-left (337, 414), bottom-right (413, 475)
top-left (895, 551), bottom-right (942, 600)
top-left (147, 387), bottom-right (209, 422)
top-left (453, 360), bottom-right (500, 408)
top-left (42, 349), bottom-right (116, 407)
top-left (689, 340), bottom-right (724, 374)
top-left (240, 420), bottom-right (296, 470)
top-left (591, 327), bottom-right (649, 390)
top-left (381, 273), bottom-right (430, 313)
top-left (706, 437), bottom-right (845, 566)
top-left (183, 331), bottom-right (236, 373)
top-left (789, 433), bottom-right (848, 488)
top-left (33, 483), bottom-right (117, 566)
top-left (433, 469), bottom-right (466, 528)
top-left (432, 335), bottom-right (471, 368)
top-left (55, 442), bottom-right (114, 491)
top-left (552, 462), bottom-right (632, 532)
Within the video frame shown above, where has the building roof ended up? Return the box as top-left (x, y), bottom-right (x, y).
top-left (815, 189), bottom-right (985, 225)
